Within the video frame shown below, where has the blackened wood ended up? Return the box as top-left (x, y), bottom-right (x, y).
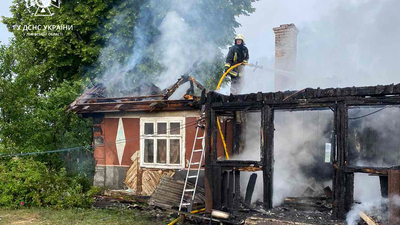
top-left (262, 105), bottom-right (274, 209)
top-left (214, 160), bottom-right (261, 167)
top-left (200, 89), bottom-right (206, 104)
top-left (204, 103), bottom-right (213, 213)
top-left (228, 171), bottom-right (234, 209)
top-left (344, 166), bottom-right (390, 175)
top-left (332, 102), bottom-right (348, 220)
top-left (233, 112), bottom-right (242, 155)
top-left (245, 173), bottom-right (258, 205)
top-left (212, 110), bottom-right (218, 161)
top-left (344, 173), bottom-right (354, 212)
top-left (234, 170), bottom-right (241, 210)
top-left (380, 176), bottom-right (388, 198)
top-left (213, 166), bottom-right (222, 210)
top-left (186, 80), bottom-right (195, 95)
top-left (206, 83), bottom-right (400, 103)
top-left (222, 171), bottom-right (228, 208)
top-left (389, 170), bottom-right (400, 224)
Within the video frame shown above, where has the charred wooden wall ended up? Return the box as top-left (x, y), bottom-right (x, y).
top-left (203, 83), bottom-right (400, 219)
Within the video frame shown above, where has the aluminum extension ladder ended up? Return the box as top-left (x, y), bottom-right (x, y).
top-left (179, 120), bottom-right (205, 212)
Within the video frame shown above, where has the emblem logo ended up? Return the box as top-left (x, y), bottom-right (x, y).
top-left (24, 0), bottom-right (61, 17)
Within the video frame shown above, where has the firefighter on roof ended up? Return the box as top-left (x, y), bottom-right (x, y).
top-left (224, 34), bottom-right (249, 94)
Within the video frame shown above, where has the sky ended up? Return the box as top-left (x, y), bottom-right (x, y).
top-left (0, 0), bottom-right (13, 45)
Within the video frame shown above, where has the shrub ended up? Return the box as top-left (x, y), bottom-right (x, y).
top-left (0, 158), bottom-right (99, 208)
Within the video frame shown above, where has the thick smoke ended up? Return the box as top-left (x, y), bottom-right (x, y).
top-left (233, 0), bottom-right (400, 213)
top-left (234, 0), bottom-right (400, 93)
top-left (348, 106), bottom-right (400, 167)
top-left (238, 110), bottom-right (334, 205)
top-left (98, 0), bottom-right (223, 97)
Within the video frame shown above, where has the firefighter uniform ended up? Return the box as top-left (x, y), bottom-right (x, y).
top-left (224, 34), bottom-right (249, 94)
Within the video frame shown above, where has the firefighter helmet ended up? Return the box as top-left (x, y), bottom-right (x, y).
top-left (234, 34), bottom-right (245, 43)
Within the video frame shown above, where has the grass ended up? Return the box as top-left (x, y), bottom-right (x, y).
top-left (0, 207), bottom-right (171, 225)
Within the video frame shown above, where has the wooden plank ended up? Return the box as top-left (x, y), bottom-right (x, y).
top-left (234, 170), bottom-right (241, 210)
top-left (262, 105), bottom-right (274, 209)
top-left (222, 171), bottom-right (228, 208)
top-left (332, 102), bottom-right (348, 220)
top-left (389, 170), bottom-right (400, 224)
top-left (228, 171), bottom-right (234, 209)
top-left (204, 103), bottom-right (213, 213)
top-left (213, 166), bottom-right (222, 210)
top-left (245, 173), bottom-right (257, 205)
top-left (344, 173), bottom-right (354, 212)
top-left (214, 160), bottom-right (261, 167)
top-left (344, 166), bottom-right (389, 175)
top-left (359, 211), bottom-right (378, 225)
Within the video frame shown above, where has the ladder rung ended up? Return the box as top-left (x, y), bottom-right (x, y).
top-left (191, 162), bottom-right (200, 165)
top-left (185, 189), bottom-right (195, 192)
top-left (181, 203), bottom-right (191, 206)
top-left (193, 149), bottom-right (203, 152)
top-left (187, 175), bottom-right (197, 179)
top-left (197, 137), bottom-right (204, 140)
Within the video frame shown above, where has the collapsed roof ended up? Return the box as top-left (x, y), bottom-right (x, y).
top-left (67, 75), bottom-right (205, 114)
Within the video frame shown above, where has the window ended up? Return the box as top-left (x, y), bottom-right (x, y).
top-left (140, 117), bottom-right (185, 168)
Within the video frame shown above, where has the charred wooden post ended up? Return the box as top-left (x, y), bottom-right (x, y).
top-left (332, 102), bottom-right (348, 219)
top-left (232, 112), bottom-right (243, 155)
top-left (379, 176), bottom-right (388, 198)
top-left (389, 170), bottom-right (400, 224)
top-left (204, 102), bottom-right (213, 213)
top-left (234, 170), bottom-right (241, 209)
top-left (344, 173), bottom-right (354, 212)
top-left (213, 166), bottom-right (222, 209)
top-left (228, 171), bottom-right (234, 209)
top-left (261, 105), bottom-right (274, 209)
top-left (222, 171), bottom-right (229, 208)
top-left (245, 173), bottom-right (258, 205)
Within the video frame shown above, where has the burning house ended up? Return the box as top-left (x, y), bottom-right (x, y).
top-left (67, 74), bottom-right (233, 197)
top-left (67, 23), bottom-right (400, 224)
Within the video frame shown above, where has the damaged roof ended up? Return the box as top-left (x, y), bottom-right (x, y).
top-left (68, 75), bottom-right (205, 114)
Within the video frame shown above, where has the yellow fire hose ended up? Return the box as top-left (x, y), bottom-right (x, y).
top-left (217, 119), bottom-right (230, 160)
top-left (215, 62), bottom-right (247, 91)
top-left (214, 62), bottom-right (249, 160)
top-left (168, 208), bottom-right (206, 225)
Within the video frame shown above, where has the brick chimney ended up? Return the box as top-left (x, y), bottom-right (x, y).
top-left (273, 24), bottom-right (298, 91)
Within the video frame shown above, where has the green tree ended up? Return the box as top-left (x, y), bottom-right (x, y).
top-left (0, 0), bottom-right (257, 155)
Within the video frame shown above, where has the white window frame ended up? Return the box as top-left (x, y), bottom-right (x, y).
top-left (140, 117), bottom-right (185, 169)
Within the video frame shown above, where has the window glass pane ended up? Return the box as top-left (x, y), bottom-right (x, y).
top-left (157, 123), bottom-right (167, 135)
top-left (157, 139), bottom-right (167, 163)
top-left (144, 139), bottom-right (154, 163)
top-left (144, 123), bottom-right (154, 135)
top-left (170, 139), bottom-right (180, 164)
top-left (170, 122), bottom-right (181, 135)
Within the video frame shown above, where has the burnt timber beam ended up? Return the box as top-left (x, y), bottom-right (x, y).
top-left (332, 102), bottom-right (348, 220)
top-left (204, 103), bottom-right (213, 213)
top-left (389, 170), bottom-right (400, 224)
top-left (215, 160), bottom-right (261, 166)
top-left (228, 171), bottom-right (234, 209)
top-left (234, 170), bottom-right (241, 209)
top-left (261, 105), bottom-right (274, 209)
top-left (232, 112), bottom-right (242, 155)
top-left (202, 83), bottom-right (400, 111)
top-left (211, 109), bottom-right (222, 209)
top-left (344, 173), bottom-right (354, 213)
top-left (344, 166), bottom-right (392, 175)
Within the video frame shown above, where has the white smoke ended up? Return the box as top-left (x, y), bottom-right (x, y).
top-left (97, 0), bottom-right (225, 97)
top-left (347, 174), bottom-right (386, 225)
top-left (239, 110), bottom-right (334, 205)
top-left (234, 0), bottom-right (400, 93)
top-left (234, 0), bottom-right (400, 210)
